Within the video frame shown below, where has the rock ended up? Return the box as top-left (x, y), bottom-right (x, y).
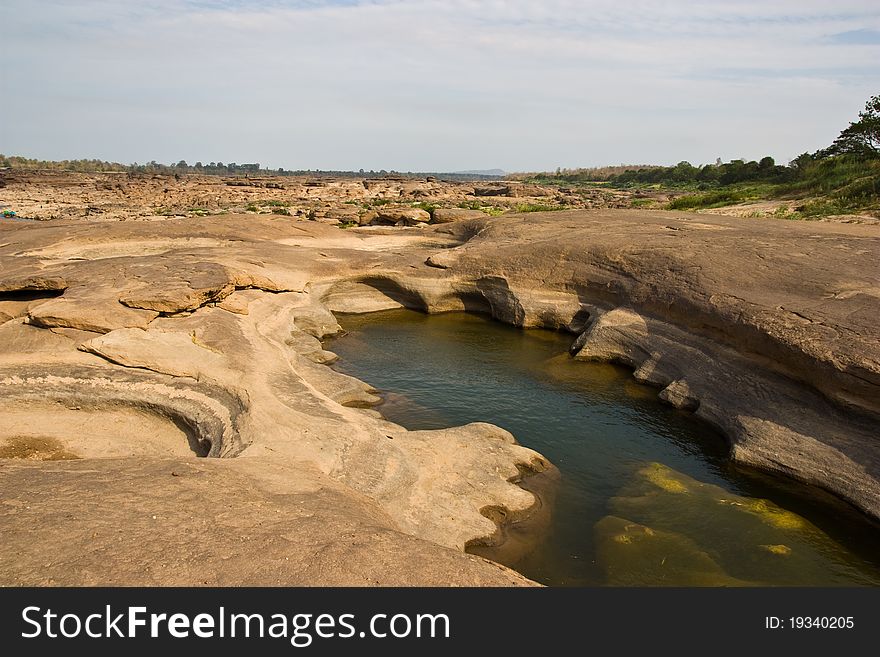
top-left (0, 457), bottom-right (536, 586)
top-left (285, 328), bottom-right (339, 364)
top-left (291, 302), bottom-right (342, 338)
top-left (357, 210), bottom-right (378, 226)
top-left (322, 281), bottom-right (406, 313)
top-left (216, 292), bottom-right (250, 315)
top-left (0, 276), bottom-right (68, 293)
top-left (474, 185), bottom-right (511, 197)
top-left (1, 183), bottom-right (879, 585)
top-left (594, 515), bottom-right (753, 586)
top-left (431, 208), bottom-right (486, 223)
top-left (434, 210), bottom-right (880, 520)
top-left (572, 308), bottom-right (880, 518)
top-left (80, 327), bottom-right (227, 379)
top-left (28, 297), bottom-right (159, 333)
top-left (324, 207), bottom-right (360, 223)
top-left (373, 207), bottom-right (431, 226)
top-left (599, 462), bottom-right (870, 585)
top-left (119, 261), bottom-right (236, 313)
top-left (658, 378), bottom-right (699, 411)
top-left (509, 184), bottom-right (555, 198)
top-left (425, 255), bottom-right (450, 269)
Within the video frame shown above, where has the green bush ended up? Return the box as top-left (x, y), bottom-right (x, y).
top-left (513, 203), bottom-right (566, 213)
top-left (668, 190), bottom-right (745, 210)
top-left (413, 201), bottom-right (437, 214)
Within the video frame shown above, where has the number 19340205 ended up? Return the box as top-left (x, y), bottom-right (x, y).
top-left (765, 616), bottom-right (854, 629)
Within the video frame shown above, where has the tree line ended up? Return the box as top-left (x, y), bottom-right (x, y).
top-left (0, 156), bottom-right (502, 181)
top-left (534, 93), bottom-right (880, 190)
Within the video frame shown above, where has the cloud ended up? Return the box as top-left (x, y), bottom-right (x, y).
top-left (2, 0), bottom-right (879, 170)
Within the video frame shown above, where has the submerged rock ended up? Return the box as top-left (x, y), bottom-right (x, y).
top-left (597, 463), bottom-right (879, 586)
top-left (595, 515), bottom-right (752, 586)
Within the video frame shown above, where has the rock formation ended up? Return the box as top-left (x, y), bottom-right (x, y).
top-left (1, 183), bottom-right (878, 585)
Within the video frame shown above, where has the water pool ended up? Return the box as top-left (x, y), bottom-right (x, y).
top-left (328, 309), bottom-right (880, 586)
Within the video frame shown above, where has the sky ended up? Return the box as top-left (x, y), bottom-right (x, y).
top-left (2, 0), bottom-right (879, 172)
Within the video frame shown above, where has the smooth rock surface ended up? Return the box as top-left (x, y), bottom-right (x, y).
top-left (1, 205), bottom-right (879, 585)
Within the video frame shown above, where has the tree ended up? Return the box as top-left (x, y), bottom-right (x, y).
top-left (828, 94), bottom-right (880, 157)
top-left (670, 160), bottom-right (698, 183)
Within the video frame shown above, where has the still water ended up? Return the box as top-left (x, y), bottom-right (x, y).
top-left (328, 309), bottom-right (880, 586)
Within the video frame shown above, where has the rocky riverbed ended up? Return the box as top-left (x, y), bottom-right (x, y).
top-left (1, 173), bottom-right (878, 585)
top-left (0, 170), bottom-right (631, 225)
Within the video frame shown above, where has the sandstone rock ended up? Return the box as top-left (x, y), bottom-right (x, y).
top-left (2, 188), bottom-right (879, 586)
top-left (599, 462), bottom-right (871, 585)
top-left (594, 515), bottom-right (752, 586)
top-left (285, 328), bottom-right (339, 364)
top-left (81, 327), bottom-right (227, 379)
top-left (509, 184), bottom-right (555, 198)
top-left (373, 207), bottom-right (431, 226)
top-left (474, 185), bottom-right (511, 197)
top-left (572, 307), bottom-right (880, 518)
top-left (431, 208), bottom-right (486, 223)
top-left (0, 457), bottom-right (535, 586)
top-left (120, 261), bottom-right (236, 313)
top-left (28, 298), bottom-right (159, 333)
top-left (357, 210), bottom-right (378, 226)
top-left (216, 292), bottom-right (250, 315)
top-left (324, 206), bottom-right (360, 223)
top-left (658, 378), bottom-right (700, 411)
top-left (0, 275), bottom-right (68, 293)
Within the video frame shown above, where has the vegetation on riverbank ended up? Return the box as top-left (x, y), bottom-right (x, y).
top-left (526, 94), bottom-right (880, 219)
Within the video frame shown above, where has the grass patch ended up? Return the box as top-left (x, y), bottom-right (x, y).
top-left (456, 200), bottom-right (505, 216)
top-left (261, 199), bottom-right (290, 207)
top-left (245, 204), bottom-right (260, 213)
top-left (667, 184), bottom-right (775, 210)
top-left (364, 198), bottom-right (396, 207)
top-left (412, 201), bottom-right (437, 214)
top-left (513, 202), bottom-right (566, 213)
top-left (271, 207), bottom-right (291, 215)
top-left (338, 220), bottom-right (359, 229)
top-left (629, 198), bottom-right (655, 208)
top-left (668, 190), bottom-right (745, 210)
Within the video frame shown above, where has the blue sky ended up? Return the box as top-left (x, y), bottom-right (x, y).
top-left (2, 0), bottom-right (879, 172)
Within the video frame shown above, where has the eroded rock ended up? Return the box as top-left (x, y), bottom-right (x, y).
top-left (1, 199), bottom-right (878, 586)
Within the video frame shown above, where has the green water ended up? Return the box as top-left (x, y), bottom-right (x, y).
top-left (328, 309), bottom-right (880, 586)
